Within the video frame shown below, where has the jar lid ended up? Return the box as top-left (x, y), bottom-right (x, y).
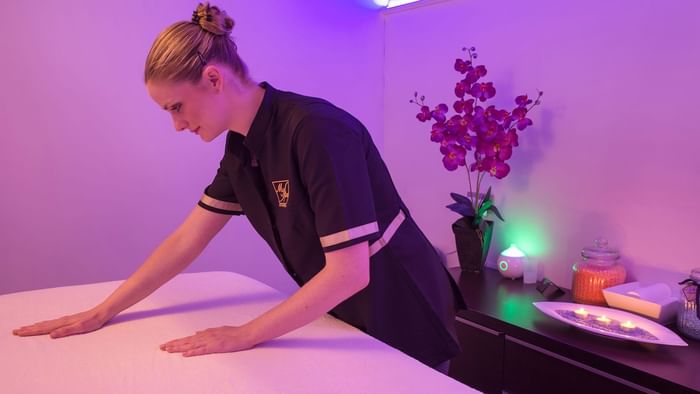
top-left (581, 237), bottom-right (619, 261)
top-left (690, 267), bottom-right (700, 282)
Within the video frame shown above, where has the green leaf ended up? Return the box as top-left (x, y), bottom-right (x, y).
top-left (489, 205), bottom-right (505, 221)
top-left (480, 221), bottom-right (494, 263)
top-left (482, 187), bottom-right (492, 205)
top-left (479, 199), bottom-right (493, 215)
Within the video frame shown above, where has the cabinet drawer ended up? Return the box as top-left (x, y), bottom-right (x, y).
top-left (449, 317), bottom-right (504, 394)
top-left (502, 336), bottom-right (652, 394)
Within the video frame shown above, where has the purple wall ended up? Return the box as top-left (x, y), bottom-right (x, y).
top-left (383, 0), bottom-right (700, 289)
top-left (5, 0), bottom-right (695, 297)
top-left (0, 1), bottom-right (383, 295)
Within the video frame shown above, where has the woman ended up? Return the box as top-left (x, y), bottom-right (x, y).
top-left (13, 3), bottom-right (461, 373)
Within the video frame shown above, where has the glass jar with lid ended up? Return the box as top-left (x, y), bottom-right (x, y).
top-left (677, 268), bottom-right (700, 340)
top-left (571, 238), bottom-right (626, 305)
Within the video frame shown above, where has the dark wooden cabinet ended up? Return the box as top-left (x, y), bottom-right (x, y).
top-left (502, 336), bottom-right (641, 394)
top-left (447, 268), bottom-right (700, 394)
top-left (449, 317), bottom-right (504, 394)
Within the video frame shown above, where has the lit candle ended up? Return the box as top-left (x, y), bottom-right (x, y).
top-left (574, 307), bottom-right (589, 319)
top-left (620, 320), bottom-right (636, 332)
top-left (596, 315), bottom-right (611, 325)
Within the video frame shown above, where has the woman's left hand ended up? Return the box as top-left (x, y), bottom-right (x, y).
top-left (160, 325), bottom-right (256, 357)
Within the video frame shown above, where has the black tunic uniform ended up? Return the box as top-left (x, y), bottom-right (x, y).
top-left (197, 82), bottom-right (461, 367)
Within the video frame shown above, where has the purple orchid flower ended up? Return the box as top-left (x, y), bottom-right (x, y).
top-left (457, 115), bottom-right (471, 134)
top-left (454, 81), bottom-right (468, 98)
top-left (430, 122), bottom-right (446, 142)
top-left (431, 103), bottom-right (449, 123)
top-left (469, 82), bottom-right (496, 102)
top-left (454, 58), bottom-right (471, 74)
top-left (445, 114), bottom-right (463, 133)
top-left (483, 157), bottom-right (511, 179)
top-left (453, 98), bottom-right (474, 114)
top-left (515, 94), bottom-right (533, 107)
top-left (442, 143), bottom-right (466, 171)
top-left (479, 130), bottom-right (513, 161)
top-left (477, 120), bottom-right (501, 142)
top-left (516, 118), bottom-right (533, 130)
top-left (511, 107), bottom-right (533, 130)
top-left (469, 155), bottom-right (486, 172)
top-left (494, 132), bottom-right (513, 161)
top-left (505, 129), bottom-right (519, 147)
top-left (416, 105), bottom-right (431, 122)
top-left (464, 65), bottom-right (487, 85)
top-left (410, 45), bottom-right (543, 224)
top-left (458, 132), bottom-right (477, 151)
top-left (439, 133), bottom-right (458, 154)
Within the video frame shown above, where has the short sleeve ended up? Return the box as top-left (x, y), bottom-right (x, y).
top-left (296, 115), bottom-right (379, 252)
top-left (198, 157), bottom-right (243, 216)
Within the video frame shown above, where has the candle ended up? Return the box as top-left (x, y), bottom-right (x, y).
top-left (574, 307), bottom-right (589, 319)
top-left (621, 320), bottom-right (636, 332)
top-left (596, 315), bottom-right (611, 325)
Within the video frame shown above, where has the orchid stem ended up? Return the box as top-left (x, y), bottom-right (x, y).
top-left (466, 166), bottom-right (474, 212)
top-left (476, 172), bottom-right (486, 213)
top-left (474, 171), bottom-right (481, 216)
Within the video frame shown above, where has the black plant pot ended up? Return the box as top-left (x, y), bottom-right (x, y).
top-left (452, 216), bottom-right (494, 272)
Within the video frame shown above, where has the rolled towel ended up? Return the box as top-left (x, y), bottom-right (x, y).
top-left (626, 283), bottom-right (672, 302)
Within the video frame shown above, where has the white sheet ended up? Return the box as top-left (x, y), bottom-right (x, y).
top-left (1, 271), bottom-right (475, 393)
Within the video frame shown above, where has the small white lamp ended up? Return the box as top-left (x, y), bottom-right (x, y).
top-left (498, 244), bottom-right (526, 279)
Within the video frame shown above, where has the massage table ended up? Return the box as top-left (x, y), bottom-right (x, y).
top-left (1, 271), bottom-right (474, 393)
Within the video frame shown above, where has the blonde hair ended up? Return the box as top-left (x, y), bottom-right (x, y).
top-left (144, 2), bottom-right (248, 83)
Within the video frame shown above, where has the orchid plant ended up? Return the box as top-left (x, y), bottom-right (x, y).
top-left (410, 46), bottom-right (542, 229)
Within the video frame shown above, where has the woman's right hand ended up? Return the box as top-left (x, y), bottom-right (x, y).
top-left (12, 308), bottom-right (111, 339)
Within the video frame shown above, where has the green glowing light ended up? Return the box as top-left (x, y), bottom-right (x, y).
top-left (501, 213), bottom-right (551, 256)
top-left (496, 287), bottom-right (538, 322)
top-left (501, 244), bottom-right (525, 257)
top-left (499, 260), bottom-right (509, 271)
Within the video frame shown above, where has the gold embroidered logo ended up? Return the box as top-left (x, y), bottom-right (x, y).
top-left (272, 180), bottom-right (290, 207)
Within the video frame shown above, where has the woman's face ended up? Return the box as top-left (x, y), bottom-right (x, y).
top-left (146, 73), bottom-right (229, 142)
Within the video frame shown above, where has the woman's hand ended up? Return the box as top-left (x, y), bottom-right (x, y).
top-left (160, 325), bottom-right (256, 357)
top-left (12, 308), bottom-right (110, 339)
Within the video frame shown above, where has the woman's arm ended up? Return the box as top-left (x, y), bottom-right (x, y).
top-left (13, 206), bottom-right (231, 338)
top-left (95, 206), bottom-right (232, 322)
top-left (245, 241), bottom-right (370, 341)
top-left (160, 241), bottom-right (370, 356)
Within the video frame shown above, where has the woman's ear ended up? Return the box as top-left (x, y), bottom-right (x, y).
top-left (202, 65), bottom-right (223, 92)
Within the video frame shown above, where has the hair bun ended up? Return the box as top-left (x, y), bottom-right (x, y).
top-left (192, 2), bottom-right (234, 36)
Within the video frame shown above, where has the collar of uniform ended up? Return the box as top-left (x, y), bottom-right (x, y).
top-left (242, 81), bottom-right (275, 155)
